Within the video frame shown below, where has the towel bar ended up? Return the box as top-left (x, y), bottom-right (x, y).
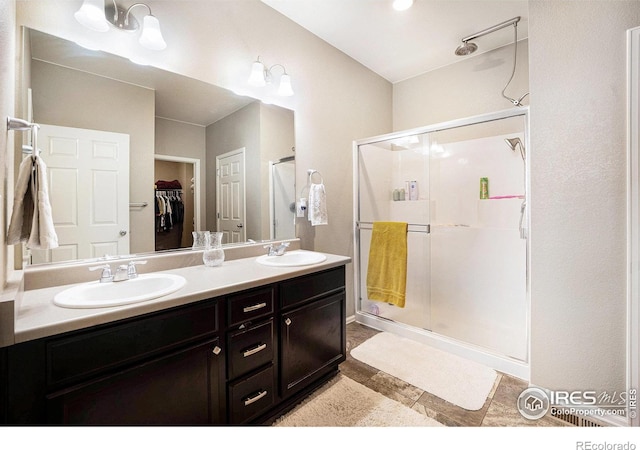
top-left (357, 221), bottom-right (429, 234)
top-left (7, 116), bottom-right (40, 157)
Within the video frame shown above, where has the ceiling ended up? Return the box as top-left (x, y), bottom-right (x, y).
top-left (261, 0), bottom-right (529, 83)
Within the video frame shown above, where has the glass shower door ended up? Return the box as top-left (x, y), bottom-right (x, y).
top-left (356, 134), bottom-right (431, 331)
top-left (428, 117), bottom-right (528, 361)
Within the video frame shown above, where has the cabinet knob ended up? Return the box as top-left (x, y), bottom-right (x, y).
top-left (212, 346), bottom-right (222, 355)
top-left (284, 318), bottom-right (292, 326)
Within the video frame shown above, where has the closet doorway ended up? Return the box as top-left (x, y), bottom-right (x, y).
top-left (154, 155), bottom-right (201, 251)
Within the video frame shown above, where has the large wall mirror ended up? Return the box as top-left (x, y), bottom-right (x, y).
top-left (18, 28), bottom-right (296, 267)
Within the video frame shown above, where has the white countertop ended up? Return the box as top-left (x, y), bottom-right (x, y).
top-left (15, 252), bottom-right (351, 343)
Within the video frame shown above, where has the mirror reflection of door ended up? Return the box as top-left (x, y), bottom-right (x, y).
top-left (153, 158), bottom-right (196, 250)
top-left (30, 124), bottom-right (130, 264)
top-left (270, 157), bottom-right (296, 240)
top-left (216, 148), bottom-right (246, 243)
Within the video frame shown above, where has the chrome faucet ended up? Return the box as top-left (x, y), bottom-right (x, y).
top-left (89, 264), bottom-right (113, 283)
top-left (89, 260), bottom-right (147, 282)
top-left (264, 242), bottom-right (290, 256)
top-left (126, 260), bottom-right (147, 279)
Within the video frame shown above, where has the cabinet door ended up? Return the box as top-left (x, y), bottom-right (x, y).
top-left (46, 339), bottom-right (224, 425)
top-left (280, 292), bottom-right (345, 397)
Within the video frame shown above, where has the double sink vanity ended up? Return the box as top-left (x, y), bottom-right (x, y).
top-left (0, 240), bottom-right (350, 425)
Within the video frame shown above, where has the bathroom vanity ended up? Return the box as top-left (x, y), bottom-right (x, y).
top-left (0, 248), bottom-right (349, 425)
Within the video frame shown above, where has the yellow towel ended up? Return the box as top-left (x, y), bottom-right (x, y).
top-left (366, 221), bottom-right (408, 308)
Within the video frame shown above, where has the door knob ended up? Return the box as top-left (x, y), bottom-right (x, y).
top-left (119, 230), bottom-right (127, 236)
top-left (237, 224), bottom-right (244, 228)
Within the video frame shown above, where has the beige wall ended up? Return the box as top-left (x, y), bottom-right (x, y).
top-left (393, 40), bottom-right (529, 130)
top-left (30, 60), bottom-right (156, 255)
top-left (528, 0), bottom-right (639, 395)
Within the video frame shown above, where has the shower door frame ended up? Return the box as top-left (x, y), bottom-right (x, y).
top-left (353, 107), bottom-right (531, 380)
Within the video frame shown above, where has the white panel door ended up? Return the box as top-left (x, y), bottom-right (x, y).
top-left (30, 124), bottom-right (130, 264)
top-left (216, 148), bottom-right (246, 243)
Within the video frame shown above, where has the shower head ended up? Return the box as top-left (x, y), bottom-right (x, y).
top-left (454, 41), bottom-right (477, 56)
top-left (505, 137), bottom-right (525, 160)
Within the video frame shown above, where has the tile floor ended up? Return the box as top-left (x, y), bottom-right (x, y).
top-left (340, 321), bottom-right (570, 427)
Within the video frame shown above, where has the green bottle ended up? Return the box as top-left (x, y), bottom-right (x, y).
top-left (480, 177), bottom-right (489, 199)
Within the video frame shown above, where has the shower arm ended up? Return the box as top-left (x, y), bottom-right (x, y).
top-left (459, 17), bottom-right (521, 45)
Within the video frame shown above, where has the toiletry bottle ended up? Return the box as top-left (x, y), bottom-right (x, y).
top-left (480, 177), bottom-right (489, 199)
top-left (409, 181), bottom-right (419, 200)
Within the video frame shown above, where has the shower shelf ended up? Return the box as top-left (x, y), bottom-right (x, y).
top-left (484, 195), bottom-right (524, 200)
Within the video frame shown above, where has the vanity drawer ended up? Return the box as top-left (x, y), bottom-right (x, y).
top-left (228, 364), bottom-right (275, 424)
top-left (227, 287), bottom-right (274, 327)
top-left (280, 266), bottom-right (345, 310)
top-left (227, 320), bottom-right (274, 380)
top-left (46, 299), bottom-right (219, 387)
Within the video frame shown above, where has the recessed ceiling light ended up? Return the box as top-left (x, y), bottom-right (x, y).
top-left (392, 0), bottom-right (414, 11)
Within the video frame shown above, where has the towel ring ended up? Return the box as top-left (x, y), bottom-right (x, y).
top-left (307, 169), bottom-right (324, 184)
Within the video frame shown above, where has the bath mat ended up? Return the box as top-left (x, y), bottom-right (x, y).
top-left (273, 374), bottom-right (443, 427)
top-left (350, 332), bottom-right (497, 411)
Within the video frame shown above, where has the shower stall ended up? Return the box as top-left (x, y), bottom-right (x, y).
top-left (353, 108), bottom-right (530, 378)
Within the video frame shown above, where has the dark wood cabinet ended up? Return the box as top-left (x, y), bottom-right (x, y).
top-left (47, 338), bottom-right (223, 425)
top-left (280, 292), bottom-right (345, 398)
top-left (1, 264), bottom-right (346, 425)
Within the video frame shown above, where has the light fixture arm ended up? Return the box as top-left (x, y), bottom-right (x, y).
top-left (248, 56), bottom-right (294, 96)
top-left (268, 64), bottom-right (288, 75)
top-left (124, 3), bottom-right (153, 27)
top-left (264, 63), bottom-right (288, 83)
top-left (105, 0), bottom-right (154, 31)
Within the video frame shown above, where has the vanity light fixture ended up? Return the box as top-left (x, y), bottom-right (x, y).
top-left (248, 57), bottom-right (294, 96)
top-left (74, 0), bottom-right (167, 51)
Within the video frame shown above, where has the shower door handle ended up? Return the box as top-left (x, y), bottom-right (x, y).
top-left (519, 200), bottom-right (527, 239)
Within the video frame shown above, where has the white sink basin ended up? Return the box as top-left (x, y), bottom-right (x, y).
top-left (256, 250), bottom-right (327, 267)
top-left (53, 273), bottom-right (186, 309)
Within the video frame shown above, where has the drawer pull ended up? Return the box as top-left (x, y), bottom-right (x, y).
top-left (243, 343), bottom-right (267, 358)
top-left (284, 318), bottom-right (292, 326)
top-left (243, 302), bottom-right (267, 313)
top-left (244, 390), bottom-right (267, 406)
top-left (212, 346), bottom-right (222, 355)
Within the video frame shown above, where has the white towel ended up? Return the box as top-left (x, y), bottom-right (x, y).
top-left (7, 155), bottom-right (59, 249)
top-left (308, 182), bottom-right (328, 226)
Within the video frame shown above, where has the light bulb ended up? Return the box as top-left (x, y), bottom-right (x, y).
top-left (74, 0), bottom-right (109, 32)
top-left (277, 73), bottom-right (294, 96)
top-left (139, 15), bottom-right (167, 51)
top-left (392, 0), bottom-right (414, 11)
top-left (248, 60), bottom-right (267, 87)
